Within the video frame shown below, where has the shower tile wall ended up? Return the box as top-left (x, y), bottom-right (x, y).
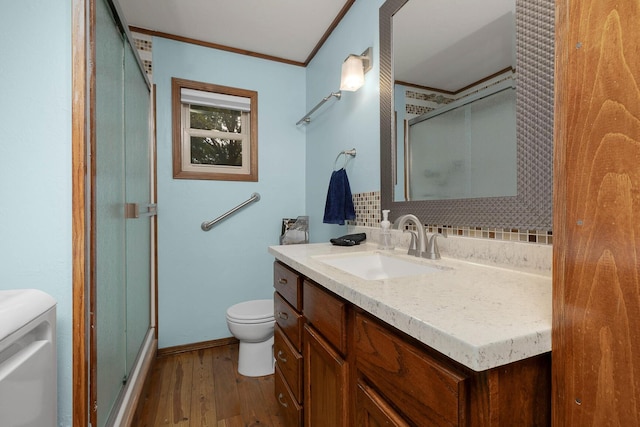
top-left (131, 32), bottom-right (153, 82)
top-left (349, 191), bottom-right (552, 245)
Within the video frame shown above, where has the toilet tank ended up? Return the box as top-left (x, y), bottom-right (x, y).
top-left (0, 289), bottom-right (57, 427)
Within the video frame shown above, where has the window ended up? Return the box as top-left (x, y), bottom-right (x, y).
top-left (172, 78), bottom-right (258, 181)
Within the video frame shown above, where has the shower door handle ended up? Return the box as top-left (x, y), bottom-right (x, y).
top-left (125, 203), bottom-right (157, 219)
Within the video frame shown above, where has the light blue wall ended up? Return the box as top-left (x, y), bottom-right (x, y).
top-left (0, 2), bottom-right (73, 426)
top-left (305, 0), bottom-right (385, 243)
top-left (0, 1), bottom-right (382, 422)
top-left (153, 38), bottom-right (307, 348)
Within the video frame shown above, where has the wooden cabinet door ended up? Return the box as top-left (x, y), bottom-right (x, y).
top-left (356, 381), bottom-right (410, 427)
top-left (303, 324), bottom-right (348, 427)
top-left (554, 0), bottom-right (640, 425)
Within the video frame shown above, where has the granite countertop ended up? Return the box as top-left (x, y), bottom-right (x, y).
top-left (268, 241), bottom-right (552, 372)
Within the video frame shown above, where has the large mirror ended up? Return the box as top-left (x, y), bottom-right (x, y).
top-left (380, 0), bottom-right (554, 229)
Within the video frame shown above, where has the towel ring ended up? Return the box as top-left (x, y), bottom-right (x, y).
top-left (333, 148), bottom-right (357, 170)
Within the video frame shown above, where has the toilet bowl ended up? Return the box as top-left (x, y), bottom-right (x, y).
top-left (226, 299), bottom-right (275, 377)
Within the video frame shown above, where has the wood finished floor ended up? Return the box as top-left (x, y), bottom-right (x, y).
top-left (134, 344), bottom-right (286, 426)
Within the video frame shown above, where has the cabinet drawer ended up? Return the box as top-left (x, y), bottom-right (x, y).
top-left (274, 324), bottom-right (303, 404)
top-left (274, 261), bottom-right (302, 310)
top-left (354, 312), bottom-right (468, 427)
top-left (275, 366), bottom-right (303, 427)
top-left (274, 291), bottom-right (304, 352)
top-left (303, 280), bottom-right (347, 354)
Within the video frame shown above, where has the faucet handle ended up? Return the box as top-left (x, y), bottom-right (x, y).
top-left (426, 232), bottom-right (447, 260)
top-left (403, 229), bottom-right (418, 256)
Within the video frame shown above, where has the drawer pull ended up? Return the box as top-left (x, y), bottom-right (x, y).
top-left (278, 392), bottom-right (289, 408)
top-left (277, 350), bottom-right (288, 363)
top-left (278, 311), bottom-right (289, 320)
top-left (278, 278), bottom-right (288, 285)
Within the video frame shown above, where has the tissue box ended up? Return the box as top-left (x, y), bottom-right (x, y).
top-left (280, 216), bottom-right (309, 245)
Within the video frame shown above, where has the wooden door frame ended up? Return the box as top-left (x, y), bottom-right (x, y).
top-left (71, 0), bottom-right (89, 425)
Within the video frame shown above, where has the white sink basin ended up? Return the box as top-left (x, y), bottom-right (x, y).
top-left (314, 252), bottom-right (442, 280)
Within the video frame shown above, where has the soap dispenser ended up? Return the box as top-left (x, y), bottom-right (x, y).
top-left (379, 209), bottom-right (394, 250)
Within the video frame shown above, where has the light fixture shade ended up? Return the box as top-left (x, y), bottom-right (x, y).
top-left (340, 55), bottom-right (365, 91)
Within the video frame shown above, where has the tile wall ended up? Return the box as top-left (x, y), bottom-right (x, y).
top-left (349, 191), bottom-right (552, 245)
top-left (131, 32), bottom-right (153, 82)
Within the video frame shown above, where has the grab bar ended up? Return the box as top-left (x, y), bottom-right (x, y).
top-left (201, 192), bottom-right (260, 231)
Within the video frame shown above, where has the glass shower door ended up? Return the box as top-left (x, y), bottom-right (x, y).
top-left (93, 0), bottom-right (153, 425)
top-left (95, 0), bottom-right (126, 424)
top-left (124, 40), bottom-right (151, 373)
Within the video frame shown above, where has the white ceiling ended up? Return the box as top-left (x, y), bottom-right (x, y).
top-left (393, 0), bottom-right (515, 91)
top-left (118, 0), bottom-right (515, 90)
top-left (118, 0), bottom-right (351, 64)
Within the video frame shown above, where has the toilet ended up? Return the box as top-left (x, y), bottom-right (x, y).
top-left (226, 299), bottom-right (275, 377)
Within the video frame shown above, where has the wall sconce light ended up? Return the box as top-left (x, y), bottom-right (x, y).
top-left (340, 47), bottom-right (373, 92)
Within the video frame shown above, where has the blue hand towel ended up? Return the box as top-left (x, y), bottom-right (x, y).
top-left (323, 168), bottom-right (356, 225)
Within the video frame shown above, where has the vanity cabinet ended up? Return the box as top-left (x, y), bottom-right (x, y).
top-left (273, 261), bottom-right (551, 426)
top-left (354, 311), bottom-right (468, 426)
top-left (353, 309), bottom-right (551, 427)
top-left (303, 280), bottom-right (349, 427)
top-left (273, 261), bottom-right (304, 425)
top-left (356, 381), bottom-right (410, 427)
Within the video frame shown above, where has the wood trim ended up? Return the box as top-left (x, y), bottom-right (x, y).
top-left (129, 0), bottom-right (356, 68)
top-left (156, 337), bottom-right (239, 358)
top-left (396, 67), bottom-right (515, 96)
top-left (302, 0), bottom-right (356, 66)
top-left (551, 0), bottom-right (569, 424)
top-left (171, 77), bottom-right (258, 182)
top-left (130, 26), bottom-right (305, 67)
top-left (71, 0), bottom-right (89, 425)
top-left (88, 0), bottom-right (98, 424)
top-left (552, 0), bottom-right (640, 424)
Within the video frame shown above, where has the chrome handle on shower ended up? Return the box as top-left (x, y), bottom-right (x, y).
top-left (125, 203), bottom-right (157, 219)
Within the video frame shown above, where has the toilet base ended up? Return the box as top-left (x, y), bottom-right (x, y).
top-left (238, 335), bottom-right (274, 377)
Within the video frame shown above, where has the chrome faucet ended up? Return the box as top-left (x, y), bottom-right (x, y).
top-left (394, 214), bottom-right (427, 258)
top-left (395, 214), bottom-right (447, 259)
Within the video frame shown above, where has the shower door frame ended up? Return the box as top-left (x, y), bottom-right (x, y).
top-left (71, 0), bottom-right (158, 425)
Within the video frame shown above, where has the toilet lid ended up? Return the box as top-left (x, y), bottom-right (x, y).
top-left (226, 299), bottom-right (274, 322)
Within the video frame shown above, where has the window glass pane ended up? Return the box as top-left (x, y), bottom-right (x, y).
top-left (190, 136), bottom-right (243, 166)
top-left (189, 105), bottom-right (242, 133)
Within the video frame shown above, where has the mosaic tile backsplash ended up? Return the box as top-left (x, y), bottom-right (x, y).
top-left (131, 32), bottom-right (153, 82)
top-left (349, 191), bottom-right (552, 245)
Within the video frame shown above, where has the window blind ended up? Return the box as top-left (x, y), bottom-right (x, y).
top-left (181, 88), bottom-right (251, 112)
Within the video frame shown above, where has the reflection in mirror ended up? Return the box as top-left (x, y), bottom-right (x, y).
top-left (379, 0), bottom-right (554, 229)
top-left (406, 81), bottom-right (517, 200)
top-left (392, 0), bottom-right (517, 201)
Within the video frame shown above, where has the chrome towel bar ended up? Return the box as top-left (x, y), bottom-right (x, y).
top-left (333, 148), bottom-right (356, 170)
top-left (296, 91), bottom-right (342, 125)
top-left (201, 192), bottom-right (261, 231)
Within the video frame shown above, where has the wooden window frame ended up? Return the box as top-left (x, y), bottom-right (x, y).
top-left (172, 77), bottom-right (258, 181)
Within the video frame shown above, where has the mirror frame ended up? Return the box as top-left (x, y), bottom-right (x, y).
top-left (380, 0), bottom-right (554, 229)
